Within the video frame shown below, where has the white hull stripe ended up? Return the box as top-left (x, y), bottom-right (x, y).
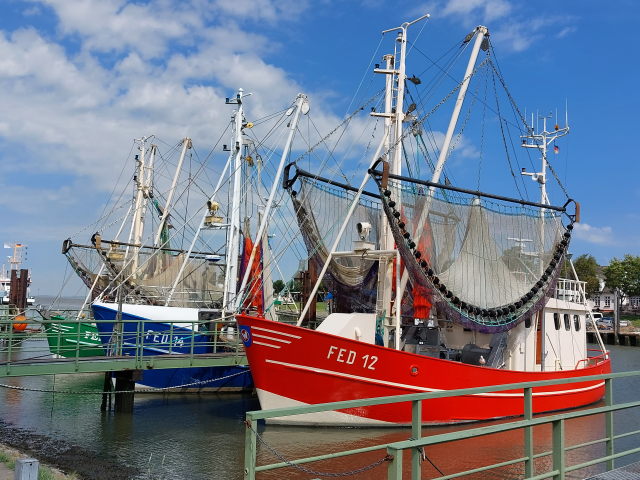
top-left (253, 326), bottom-right (301, 339)
top-left (254, 341), bottom-right (281, 349)
top-left (253, 333), bottom-right (291, 344)
top-left (265, 359), bottom-right (605, 398)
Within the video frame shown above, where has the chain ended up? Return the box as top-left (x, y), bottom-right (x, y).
top-left (0, 369), bottom-right (249, 395)
top-left (246, 421), bottom-right (392, 477)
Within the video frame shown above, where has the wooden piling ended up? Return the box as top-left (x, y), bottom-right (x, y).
top-left (114, 370), bottom-right (139, 413)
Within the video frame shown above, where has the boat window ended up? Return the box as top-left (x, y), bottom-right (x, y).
top-left (524, 316), bottom-right (531, 328)
top-left (564, 313), bottom-right (571, 331)
top-left (554, 313), bottom-right (561, 330)
top-left (574, 314), bottom-right (581, 331)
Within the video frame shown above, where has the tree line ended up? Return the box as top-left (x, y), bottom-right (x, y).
top-left (572, 254), bottom-right (640, 302)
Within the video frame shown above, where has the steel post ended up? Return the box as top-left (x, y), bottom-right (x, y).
top-left (411, 400), bottom-right (422, 480)
top-left (552, 419), bottom-right (565, 479)
top-left (605, 377), bottom-right (614, 471)
top-left (244, 416), bottom-right (257, 480)
top-left (524, 387), bottom-right (534, 477)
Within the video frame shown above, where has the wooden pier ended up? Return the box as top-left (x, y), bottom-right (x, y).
top-left (587, 330), bottom-right (640, 346)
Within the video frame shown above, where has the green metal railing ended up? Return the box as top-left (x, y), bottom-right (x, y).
top-left (245, 371), bottom-right (640, 479)
top-left (0, 308), bottom-right (247, 376)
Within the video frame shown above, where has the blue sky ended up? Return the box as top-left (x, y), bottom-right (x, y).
top-left (0, 0), bottom-right (638, 296)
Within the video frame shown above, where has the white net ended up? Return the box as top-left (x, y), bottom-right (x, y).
top-left (379, 177), bottom-right (573, 331)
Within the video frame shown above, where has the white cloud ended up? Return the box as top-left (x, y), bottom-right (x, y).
top-left (31, 0), bottom-right (203, 58)
top-left (211, 0), bottom-right (310, 22)
top-left (440, 0), bottom-right (512, 23)
top-left (573, 223), bottom-right (615, 246)
top-left (409, 1), bottom-right (577, 53)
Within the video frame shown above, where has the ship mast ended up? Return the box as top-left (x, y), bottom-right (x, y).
top-left (294, 15), bottom-right (431, 346)
top-left (520, 112), bottom-right (569, 371)
top-left (233, 93), bottom-right (309, 313)
top-left (222, 88), bottom-right (250, 315)
top-left (521, 114), bottom-right (569, 208)
top-left (397, 25), bottom-right (489, 303)
top-left (372, 22), bottom-right (411, 349)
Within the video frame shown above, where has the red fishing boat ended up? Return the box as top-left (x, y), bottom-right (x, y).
top-left (237, 17), bottom-right (610, 425)
top-left (237, 313), bottom-right (609, 425)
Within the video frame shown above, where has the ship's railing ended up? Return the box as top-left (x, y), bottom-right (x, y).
top-left (245, 370), bottom-right (640, 480)
top-left (0, 306), bottom-right (248, 377)
top-left (554, 278), bottom-right (587, 303)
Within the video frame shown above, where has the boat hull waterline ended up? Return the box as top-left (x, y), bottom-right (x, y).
top-left (237, 315), bottom-right (611, 425)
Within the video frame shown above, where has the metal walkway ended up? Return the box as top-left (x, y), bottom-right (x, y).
top-left (0, 310), bottom-right (247, 377)
top-left (1, 350), bottom-right (247, 377)
top-left (585, 461), bottom-right (640, 479)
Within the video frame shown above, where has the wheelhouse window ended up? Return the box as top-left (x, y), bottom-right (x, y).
top-left (574, 314), bottom-right (581, 331)
top-left (554, 312), bottom-right (561, 330)
top-left (525, 316), bottom-right (531, 328)
top-left (564, 313), bottom-right (571, 331)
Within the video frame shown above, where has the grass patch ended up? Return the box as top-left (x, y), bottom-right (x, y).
top-left (620, 314), bottom-right (640, 327)
top-left (0, 445), bottom-right (78, 480)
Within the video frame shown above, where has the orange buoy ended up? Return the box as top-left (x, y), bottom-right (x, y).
top-left (13, 315), bottom-right (28, 331)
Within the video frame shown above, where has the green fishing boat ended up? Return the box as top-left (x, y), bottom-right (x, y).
top-left (44, 315), bottom-right (104, 357)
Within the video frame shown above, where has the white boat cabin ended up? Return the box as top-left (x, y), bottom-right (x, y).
top-left (317, 278), bottom-right (593, 373)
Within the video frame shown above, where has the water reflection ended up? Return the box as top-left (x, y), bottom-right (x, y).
top-left (0, 340), bottom-right (638, 479)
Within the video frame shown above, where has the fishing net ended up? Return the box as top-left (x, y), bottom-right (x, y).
top-left (375, 174), bottom-right (574, 333)
top-left (289, 176), bottom-right (382, 313)
top-left (64, 240), bottom-right (224, 308)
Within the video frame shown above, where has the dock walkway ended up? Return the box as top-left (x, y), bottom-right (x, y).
top-left (585, 461), bottom-right (640, 479)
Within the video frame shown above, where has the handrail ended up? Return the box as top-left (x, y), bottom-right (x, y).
top-left (0, 309), bottom-right (248, 377)
top-left (245, 371), bottom-right (639, 480)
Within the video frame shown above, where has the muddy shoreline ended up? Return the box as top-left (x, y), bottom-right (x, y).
top-left (0, 420), bottom-right (140, 480)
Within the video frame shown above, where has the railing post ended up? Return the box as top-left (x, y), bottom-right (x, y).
top-left (7, 316), bottom-right (14, 368)
top-left (387, 445), bottom-right (403, 480)
top-left (411, 399), bottom-right (422, 480)
top-left (75, 315), bottom-right (81, 361)
top-left (524, 387), bottom-right (534, 478)
top-left (137, 318), bottom-right (144, 365)
top-left (168, 321), bottom-right (174, 355)
top-left (605, 377), bottom-right (614, 471)
top-left (244, 415), bottom-right (257, 480)
top-left (552, 419), bottom-right (565, 480)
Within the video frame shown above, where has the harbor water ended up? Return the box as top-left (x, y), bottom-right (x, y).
top-left (1, 315), bottom-right (639, 479)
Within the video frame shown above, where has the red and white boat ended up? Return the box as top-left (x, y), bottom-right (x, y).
top-left (237, 312), bottom-right (609, 425)
top-left (236, 18), bottom-right (610, 425)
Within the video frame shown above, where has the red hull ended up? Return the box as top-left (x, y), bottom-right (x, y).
top-left (237, 315), bottom-right (611, 425)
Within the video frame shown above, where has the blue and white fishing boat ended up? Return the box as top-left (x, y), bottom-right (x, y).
top-left (62, 89), bottom-right (308, 392)
top-left (63, 89), bottom-right (309, 391)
